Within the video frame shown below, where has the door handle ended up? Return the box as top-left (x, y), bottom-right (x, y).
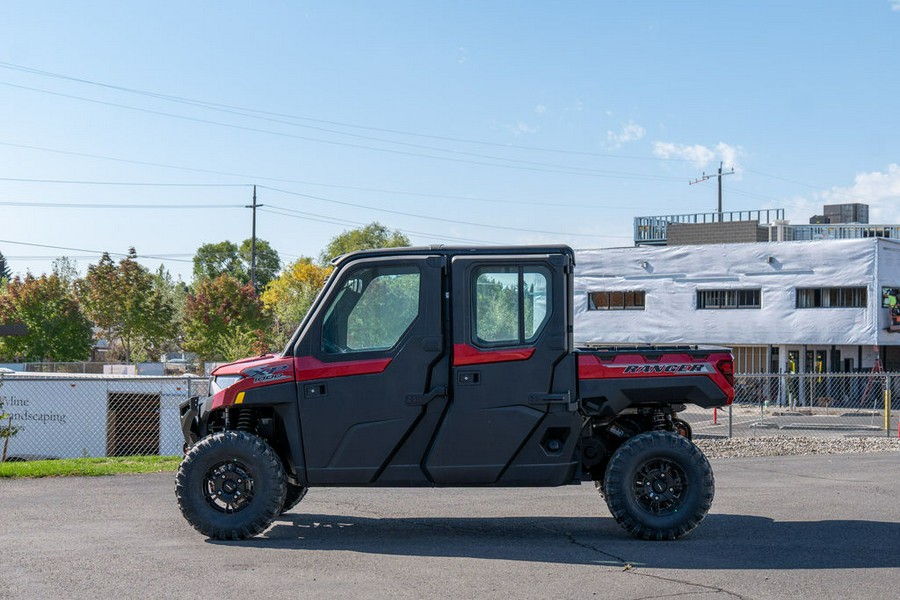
top-left (405, 386), bottom-right (447, 406)
top-left (457, 371), bottom-right (480, 385)
top-left (304, 383), bottom-right (327, 398)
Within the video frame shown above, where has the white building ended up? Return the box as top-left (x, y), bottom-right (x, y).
top-left (574, 237), bottom-right (900, 373)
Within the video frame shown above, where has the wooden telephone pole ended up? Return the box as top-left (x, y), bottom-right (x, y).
top-left (246, 185), bottom-right (263, 291)
top-left (690, 162), bottom-right (734, 221)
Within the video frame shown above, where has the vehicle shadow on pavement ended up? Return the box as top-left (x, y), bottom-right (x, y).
top-left (207, 512), bottom-right (900, 570)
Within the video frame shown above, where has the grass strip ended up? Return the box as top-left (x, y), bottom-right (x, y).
top-left (0, 455), bottom-right (182, 478)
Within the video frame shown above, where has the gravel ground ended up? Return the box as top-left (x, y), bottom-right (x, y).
top-left (696, 435), bottom-right (900, 458)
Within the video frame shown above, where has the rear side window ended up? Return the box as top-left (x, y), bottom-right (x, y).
top-left (473, 265), bottom-right (550, 346)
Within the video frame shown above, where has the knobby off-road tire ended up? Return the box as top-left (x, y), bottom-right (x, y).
top-left (175, 431), bottom-right (287, 540)
top-left (603, 431), bottom-right (714, 541)
top-left (281, 482), bottom-right (308, 515)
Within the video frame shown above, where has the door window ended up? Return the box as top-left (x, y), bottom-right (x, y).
top-left (321, 266), bottom-right (420, 354)
top-left (473, 265), bottom-right (550, 346)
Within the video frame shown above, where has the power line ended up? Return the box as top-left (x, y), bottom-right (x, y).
top-left (0, 169), bottom-right (649, 210)
top-left (0, 201), bottom-right (243, 209)
top-left (0, 80), bottom-right (685, 182)
top-left (0, 238), bottom-right (194, 263)
top-left (259, 207), bottom-right (498, 245)
top-left (0, 59), bottom-right (692, 163)
top-left (0, 177), bottom-right (249, 187)
top-left (261, 188), bottom-right (606, 238)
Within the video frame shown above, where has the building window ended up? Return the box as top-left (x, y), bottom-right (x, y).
top-left (696, 289), bottom-right (761, 309)
top-left (587, 290), bottom-right (645, 310)
top-left (796, 287), bottom-right (867, 308)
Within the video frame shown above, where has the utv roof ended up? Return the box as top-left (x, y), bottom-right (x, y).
top-left (331, 244), bottom-right (575, 267)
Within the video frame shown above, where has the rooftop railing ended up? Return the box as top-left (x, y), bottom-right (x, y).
top-left (634, 209), bottom-right (785, 245)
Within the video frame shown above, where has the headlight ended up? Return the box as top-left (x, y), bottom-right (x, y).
top-left (211, 375), bottom-right (243, 395)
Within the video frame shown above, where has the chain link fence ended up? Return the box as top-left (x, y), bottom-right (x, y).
top-left (0, 373), bottom-right (208, 461)
top-left (1, 371), bottom-right (897, 461)
top-left (682, 372), bottom-right (899, 439)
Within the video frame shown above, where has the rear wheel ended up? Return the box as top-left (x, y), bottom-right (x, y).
top-left (602, 431), bottom-right (713, 540)
top-left (175, 431), bottom-right (286, 540)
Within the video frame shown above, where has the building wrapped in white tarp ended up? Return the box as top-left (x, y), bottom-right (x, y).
top-left (574, 238), bottom-right (900, 373)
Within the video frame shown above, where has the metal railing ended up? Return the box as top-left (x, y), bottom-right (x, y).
top-left (634, 209), bottom-right (785, 245)
top-left (1, 374), bottom-right (208, 461)
top-left (682, 372), bottom-right (898, 439)
top-left (787, 224), bottom-right (900, 241)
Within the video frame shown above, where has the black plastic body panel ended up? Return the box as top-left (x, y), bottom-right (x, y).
top-left (578, 376), bottom-right (729, 418)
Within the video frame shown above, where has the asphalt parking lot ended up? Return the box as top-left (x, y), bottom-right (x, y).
top-left (2, 452), bottom-right (899, 600)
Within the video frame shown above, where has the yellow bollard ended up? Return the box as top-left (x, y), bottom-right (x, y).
top-left (885, 390), bottom-right (892, 433)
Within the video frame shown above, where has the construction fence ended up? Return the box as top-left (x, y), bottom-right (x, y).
top-left (1, 372), bottom-right (897, 461)
top-left (682, 372), bottom-right (899, 439)
top-left (0, 374), bottom-right (208, 461)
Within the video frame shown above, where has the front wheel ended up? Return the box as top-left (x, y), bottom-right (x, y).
top-left (602, 431), bottom-right (714, 540)
top-left (281, 482), bottom-right (308, 514)
top-left (175, 431), bottom-right (286, 540)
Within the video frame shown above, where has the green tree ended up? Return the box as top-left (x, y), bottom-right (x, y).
top-left (192, 241), bottom-right (243, 283)
top-left (0, 251), bottom-right (11, 283)
top-left (319, 222), bottom-right (410, 264)
top-left (77, 250), bottom-right (177, 362)
top-left (239, 239), bottom-right (280, 289)
top-left (182, 274), bottom-right (270, 361)
top-left (193, 239), bottom-right (280, 289)
top-left (51, 256), bottom-right (80, 290)
top-left (0, 273), bottom-right (93, 361)
top-left (261, 257), bottom-right (332, 348)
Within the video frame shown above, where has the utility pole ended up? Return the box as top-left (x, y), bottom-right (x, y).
top-left (246, 185), bottom-right (263, 291)
top-left (689, 162), bottom-right (734, 222)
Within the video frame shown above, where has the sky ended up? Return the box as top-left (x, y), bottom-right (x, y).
top-left (1, 1), bottom-right (899, 282)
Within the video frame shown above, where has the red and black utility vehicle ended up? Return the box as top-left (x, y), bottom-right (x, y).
top-left (176, 245), bottom-right (734, 541)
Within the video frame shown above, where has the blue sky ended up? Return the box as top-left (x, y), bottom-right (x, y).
top-left (2, 1), bottom-right (899, 281)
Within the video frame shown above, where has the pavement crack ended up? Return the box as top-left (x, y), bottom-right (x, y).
top-left (533, 525), bottom-right (629, 566)
top-left (628, 571), bottom-right (751, 600)
top-left (536, 526), bottom-right (750, 600)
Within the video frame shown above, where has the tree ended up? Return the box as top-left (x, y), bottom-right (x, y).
top-left (77, 250), bottom-right (177, 363)
top-left (238, 238), bottom-right (280, 289)
top-left (193, 239), bottom-right (280, 289)
top-left (319, 223), bottom-right (410, 265)
top-left (192, 241), bottom-right (243, 283)
top-left (182, 274), bottom-right (271, 361)
top-left (0, 251), bottom-right (11, 283)
top-left (51, 256), bottom-right (79, 290)
top-left (0, 273), bottom-right (93, 361)
top-left (261, 258), bottom-right (332, 348)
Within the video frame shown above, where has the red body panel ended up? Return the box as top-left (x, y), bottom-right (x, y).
top-left (452, 343), bottom-right (535, 366)
top-left (294, 355), bottom-right (392, 381)
top-left (210, 355), bottom-right (296, 409)
top-left (577, 351), bottom-right (735, 404)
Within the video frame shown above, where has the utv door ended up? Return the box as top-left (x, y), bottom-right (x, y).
top-left (424, 254), bottom-right (580, 485)
top-left (293, 255), bottom-right (445, 484)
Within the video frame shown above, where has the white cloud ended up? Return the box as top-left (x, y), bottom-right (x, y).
top-left (653, 142), bottom-right (715, 166)
top-left (818, 164), bottom-right (900, 223)
top-left (606, 121), bottom-right (646, 148)
top-left (652, 141), bottom-right (744, 173)
top-left (534, 104), bottom-right (546, 114)
top-left (507, 121), bottom-right (537, 135)
top-left (892, 1), bottom-right (900, 12)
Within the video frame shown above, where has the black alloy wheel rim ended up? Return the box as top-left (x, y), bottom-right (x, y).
top-left (203, 460), bottom-right (255, 513)
top-left (632, 458), bottom-right (687, 515)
